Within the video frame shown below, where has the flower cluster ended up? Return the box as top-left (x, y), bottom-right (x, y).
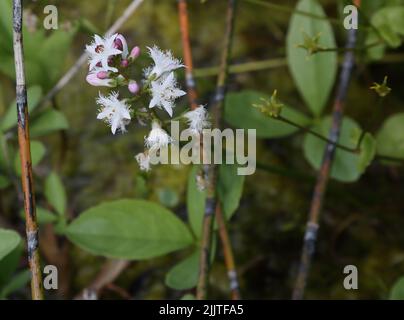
top-left (85, 33), bottom-right (210, 171)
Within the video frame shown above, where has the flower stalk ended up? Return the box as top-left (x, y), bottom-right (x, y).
top-left (12, 0), bottom-right (44, 300)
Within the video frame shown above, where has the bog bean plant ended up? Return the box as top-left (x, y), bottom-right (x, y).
top-left (1, 0), bottom-right (404, 300)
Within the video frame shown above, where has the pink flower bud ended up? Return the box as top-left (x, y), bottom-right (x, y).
top-left (121, 59), bottom-right (129, 68)
top-left (128, 80), bottom-right (140, 94)
top-left (86, 73), bottom-right (114, 87)
top-left (96, 71), bottom-right (108, 79)
top-left (129, 46), bottom-right (140, 60)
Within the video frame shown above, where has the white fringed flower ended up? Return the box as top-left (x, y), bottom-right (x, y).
top-left (149, 72), bottom-right (186, 117)
top-left (146, 46), bottom-right (184, 79)
top-left (96, 92), bottom-right (131, 134)
top-left (135, 152), bottom-right (151, 171)
top-left (145, 121), bottom-right (172, 150)
top-left (183, 106), bottom-right (210, 134)
top-left (86, 34), bottom-right (122, 72)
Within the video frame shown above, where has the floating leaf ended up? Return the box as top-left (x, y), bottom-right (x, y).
top-left (225, 90), bottom-right (310, 138)
top-left (66, 200), bottom-right (194, 260)
top-left (286, 0), bottom-right (337, 115)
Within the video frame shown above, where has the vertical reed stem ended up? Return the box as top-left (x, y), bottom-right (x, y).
top-left (292, 0), bottom-right (361, 300)
top-left (191, 0), bottom-right (239, 300)
top-left (12, 0), bottom-right (44, 300)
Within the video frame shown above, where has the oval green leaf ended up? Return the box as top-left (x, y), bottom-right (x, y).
top-left (0, 229), bottom-right (21, 261)
top-left (45, 172), bottom-right (67, 216)
top-left (165, 251), bottom-right (199, 290)
top-left (376, 113), bottom-right (404, 161)
top-left (225, 90), bottom-right (310, 138)
top-left (66, 199), bottom-right (194, 260)
top-left (303, 116), bottom-right (370, 182)
top-left (286, 0), bottom-right (337, 116)
top-left (30, 109), bottom-right (69, 138)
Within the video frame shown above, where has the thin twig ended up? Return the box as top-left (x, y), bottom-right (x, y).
top-left (12, 0), bottom-right (44, 300)
top-left (178, 0), bottom-right (241, 300)
top-left (38, 0), bottom-right (144, 107)
top-left (75, 260), bottom-right (130, 300)
top-left (292, 0), bottom-right (361, 300)
top-left (196, 0), bottom-right (240, 300)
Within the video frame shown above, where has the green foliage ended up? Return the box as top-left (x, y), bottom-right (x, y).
top-left (376, 113), bottom-right (404, 160)
top-left (66, 199), bottom-right (194, 259)
top-left (390, 276), bottom-right (404, 299)
top-left (225, 90), bottom-right (310, 138)
top-left (0, 242), bottom-right (23, 287)
top-left (14, 141), bottom-right (46, 175)
top-left (187, 165), bottom-right (206, 238)
top-left (30, 109), bottom-right (69, 138)
top-left (20, 207), bottom-right (58, 225)
top-left (165, 251), bottom-right (199, 290)
top-left (358, 133), bottom-right (377, 173)
top-left (45, 172), bottom-right (67, 216)
top-left (0, 0), bottom-right (77, 89)
top-left (217, 164), bottom-right (245, 219)
top-left (371, 6), bottom-right (404, 48)
top-left (0, 86), bottom-right (43, 132)
top-left (0, 229), bottom-right (21, 261)
top-left (0, 270), bottom-right (30, 299)
top-left (303, 117), bottom-right (375, 182)
top-left (286, 0), bottom-right (337, 116)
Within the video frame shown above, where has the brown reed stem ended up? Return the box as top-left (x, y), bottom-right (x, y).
top-left (178, 1), bottom-right (242, 299)
top-left (194, 0), bottom-right (240, 300)
top-left (292, 1), bottom-right (361, 300)
top-left (12, 0), bottom-right (44, 300)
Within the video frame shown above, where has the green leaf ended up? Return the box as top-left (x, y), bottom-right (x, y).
top-left (358, 133), bottom-right (377, 172)
top-left (165, 251), bottom-right (199, 290)
top-left (286, 0), bottom-right (337, 116)
top-left (30, 109), bottom-right (69, 138)
top-left (0, 241), bottom-right (23, 287)
top-left (38, 29), bottom-right (77, 85)
top-left (225, 90), bottom-right (310, 138)
top-left (303, 116), bottom-right (366, 182)
top-left (45, 172), bottom-right (67, 216)
top-left (371, 6), bottom-right (404, 48)
top-left (187, 165), bottom-right (206, 238)
top-left (0, 229), bottom-right (21, 261)
top-left (0, 269), bottom-right (30, 299)
top-left (20, 207), bottom-right (58, 225)
top-left (14, 141), bottom-right (46, 175)
top-left (66, 199), bottom-right (194, 260)
top-left (376, 113), bottom-right (404, 161)
top-left (217, 164), bottom-right (245, 220)
top-left (390, 276), bottom-right (404, 300)
top-left (181, 294), bottom-right (196, 300)
top-left (0, 86), bottom-right (43, 132)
